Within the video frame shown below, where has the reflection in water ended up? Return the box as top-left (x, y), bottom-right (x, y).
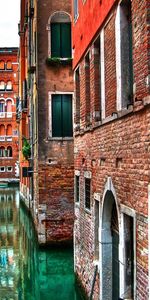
top-left (0, 188), bottom-right (82, 300)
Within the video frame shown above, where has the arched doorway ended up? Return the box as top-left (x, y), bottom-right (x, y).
top-left (101, 190), bottom-right (119, 300)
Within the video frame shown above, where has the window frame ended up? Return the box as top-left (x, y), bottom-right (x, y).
top-left (84, 171), bottom-right (92, 211)
top-left (0, 166), bottom-right (5, 172)
top-left (48, 91), bottom-right (74, 139)
top-left (75, 171), bottom-right (80, 204)
top-left (47, 12), bottom-right (72, 58)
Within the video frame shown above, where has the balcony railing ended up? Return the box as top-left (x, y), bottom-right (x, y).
top-left (0, 136), bottom-right (13, 142)
top-left (0, 112), bottom-right (13, 118)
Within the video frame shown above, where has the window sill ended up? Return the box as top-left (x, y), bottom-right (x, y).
top-left (46, 57), bottom-right (72, 67)
top-left (48, 137), bottom-right (73, 141)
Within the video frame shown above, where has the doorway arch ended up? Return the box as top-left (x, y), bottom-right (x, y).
top-left (100, 179), bottom-right (120, 300)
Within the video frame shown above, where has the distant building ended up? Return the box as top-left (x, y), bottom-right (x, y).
top-left (72, 0), bottom-right (150, 299)
top-left (18, 0), bottom-right (74, 245)
top-left (0, 48), bottom-right (19, 185)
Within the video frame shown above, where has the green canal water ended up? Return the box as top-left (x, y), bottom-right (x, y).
top-left (0, 188), bottom-right (82, 300)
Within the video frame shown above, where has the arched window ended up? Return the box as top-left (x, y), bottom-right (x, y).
top-left (0, 100), bottom-right (5, 117)
top-left (0, 146), bottom-right (5, 157)
top-left (0, 61), bottom-right (5, 70)
top-left (6, 125), bottom-right (12, 136)
top-left (0, 125), bottom-right (5, 136)
top-left (6, 81), bottom-right (12, 91)
top-left (7, 146), bottom-right (12, 157)
top-left (6, 61), bottom-right (12, 70)
top-left (6, 100), bottom-right (12, 112)
top-left (0, 81), bottom-right (5, 91)
top-left (50, 12), bottom-right (71, 58)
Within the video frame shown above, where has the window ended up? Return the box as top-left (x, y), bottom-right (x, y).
top-left (85, 53), bottom-right (91, 124)
top-left (6, 100), bottom-right (12, 117)
top-left (7, 146), bottom-right (12, 157)
top-left (75, 175), bottom-right (80, 203)
top-left (0, 167), bottom-right (5, 172)
top-left (50, 13), bottom-right (71, 58)
top-left (6, 61), bottom-right (12, 70)
top-left (6, 81), bottom-right (12, 91)
top-left (75, 68), bottom-right (80, 127)
top-left (0, 125), bottom-right (5, 136)
top-left (6, 125), bottom-right (12, 136)
top-left (74, 0), bottom-right (79, 21)
top-left (0, 147), bottom-right (5, 157)
top-left (116, 0), bottom-right (133, 109)
top-left (85, 178), bottom-right (91, 210)
top-left (0, 81), bottom-right (5, 91)
top-left (0, 61), bottom-right (5, 70)
top-left (7, 166), bottom-right (13, 172)
top-left (123, 214), bottom-right (134, 298)
top-left (52, 94), bottom-right (73, 137)
top-left (0, 101), bottom-right (5, 117)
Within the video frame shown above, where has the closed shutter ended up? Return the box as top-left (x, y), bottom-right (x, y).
top-left (61, 23), bottom-right (71, 58)
top-left (52, 95), bottom-right (62, 137)
top-left (51, 23), bottom-right (61, 57)
top-left (62, 94), bottom-right (72, 137)
top-left (52, 95), bottom-right (73, 137)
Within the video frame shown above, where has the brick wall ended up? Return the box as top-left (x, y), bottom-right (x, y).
top-left (73, 0), bottom-right (150, 298)
top-left (36, 0), bottom-right (74, 244)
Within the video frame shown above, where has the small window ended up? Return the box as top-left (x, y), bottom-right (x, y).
top-left (7, 146), bottom-right (12, 157)
top-left (85, 178), bottom-right (91, 210)
top-left (6, 125), bottom-right (12, 136)
top-left (0, 124), bottom-right (5, 136)
top-left (7, 166), bottom-right (13, 172)
top-left (0, 102), bottom-right (5, 113)
top-left (75, 68), bottom-right (80, 127)
top-left (50, 13), bottom-right (71, 58)
top-left (0, 167), bottom-right (5, 172)
top-left (0, 61), bottom-right (5, 70)
top-left (0, 81), bottom-right (5, 91)
top-left (75, 175), bottom-right (80, 203)
top-left (52, 94), bottom-right (73, 137)
top-left (0, 147), bottom-right (5, 157)
top-left (6, 81), bottom-right (12, 91)
top-left (6, 61), bottom-right (12, 70)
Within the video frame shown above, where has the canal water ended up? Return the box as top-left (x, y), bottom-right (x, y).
top-left (0, 188), bottom-right (82, 300)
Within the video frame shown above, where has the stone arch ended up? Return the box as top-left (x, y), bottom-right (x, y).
top-left (48, 11), bottom-right (71, 24)
top-left (100, 177), bottom-right (120, 300)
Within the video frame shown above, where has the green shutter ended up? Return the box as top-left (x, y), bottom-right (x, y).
top-left (62, 95), bottom-right (73, 137)
top-left (52, 95), bottom-right (62, 137)
top-left (61, 23), bottom-right (71, 58)
top-left (51, 23), bottom-right (61, 57)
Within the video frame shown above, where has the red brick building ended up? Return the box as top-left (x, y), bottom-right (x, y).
top-left (0, 48), bottom-right (19, 185)
top-left (73, 0), bottom-right (150, 299)
top-left (18, 0), bottom-right (74, 245)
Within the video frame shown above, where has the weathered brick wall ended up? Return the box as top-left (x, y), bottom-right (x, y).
top-left (74, 106), bottom-right (150, 299)
top-left (36, 0), bottom-right (74, 244)
top-left (73, 0), bottom-right (150, 298)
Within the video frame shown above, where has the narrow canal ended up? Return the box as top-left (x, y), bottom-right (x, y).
top-left (0, 187), bottom-right (82, 300)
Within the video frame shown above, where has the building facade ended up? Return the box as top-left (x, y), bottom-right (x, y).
top-left (18, 0), bottom-right (74, 245)
top-left (73, 0), bottom-right (150, 299)
top-left (0, 48), bottom-right (19, 184)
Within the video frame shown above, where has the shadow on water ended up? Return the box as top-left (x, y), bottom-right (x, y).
top-left (0, 188), bottom-right (82, 300)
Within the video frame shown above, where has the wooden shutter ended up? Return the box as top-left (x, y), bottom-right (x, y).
top-left (52, 95), bottom-right (62, 137)
top-left (62, 95), bottom-right (72, 137)
top-left (51, 23), bottom-right (61, 57)
top-left (61, 23), bottom-right (71, 58)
